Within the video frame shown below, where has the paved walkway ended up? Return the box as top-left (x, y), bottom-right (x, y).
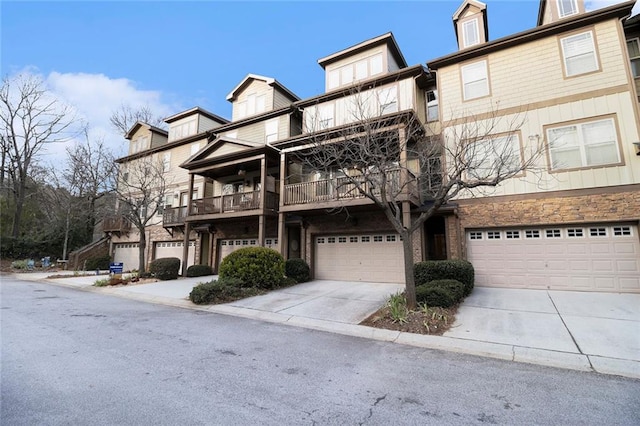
top-left (10, 272), bottom-right (640, 380)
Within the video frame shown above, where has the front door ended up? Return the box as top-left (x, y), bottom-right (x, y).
top-left (288, 227), bottom-right (301, 259)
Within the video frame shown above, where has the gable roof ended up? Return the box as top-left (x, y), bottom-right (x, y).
top-left (124, 121), bottom-right (168, 140)
top-left (317, 32), bottom-right (408, 70)
top-left (225, 74), bottom-right (300, 102)
top-left (180, 135), bottom-right (263, 167)
top-left (163, 106), bottom-right (229, 125)
top-left (452, 0), bottom-right (489, 47)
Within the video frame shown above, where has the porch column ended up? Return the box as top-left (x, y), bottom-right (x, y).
top-left (181, 222), bottom-right (191, 276)
top-left (259, 156), bottom-right (267, 213)
top-left (279, 152), bottom-right (286, 208)
top-left (187, 174), bottom-right (195, 215)
top-left (258, 215), bottom-right (265, 247)
top-left (278, 212), bottom-right (286, 257)
top-left (398, 125), bottom-right (409, 199)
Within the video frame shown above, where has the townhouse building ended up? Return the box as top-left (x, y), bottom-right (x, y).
top-left (108, 0), bottom-right (640, 293)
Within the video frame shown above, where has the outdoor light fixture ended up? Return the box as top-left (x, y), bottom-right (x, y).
top-left (237, 168), bottom-right (246, 176)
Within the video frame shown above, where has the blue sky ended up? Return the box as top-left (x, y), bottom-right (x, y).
top-left (1, 0), bottom-right (634, 163)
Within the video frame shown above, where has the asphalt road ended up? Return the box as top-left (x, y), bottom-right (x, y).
top-left (2, 277), bottom-right (639, 425)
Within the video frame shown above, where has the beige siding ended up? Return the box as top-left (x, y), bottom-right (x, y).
top-left (236, 121), bottom-right (266, 143)
top-left (440, 21), bottom-right (629, 120)
top-left (387, 50), bottom-right (400, 72)
top-left (448, 91), bottom-right (640, 200)
top-left (324, 46), bottom-right (388, 91)
top-left (128, 127), bottom-right (152, 155)
top-left (198, 115), bottom-right (223, 133)
top-left (150, 132), bottom-right (168, 149)
top-left (273, 89), bottom-right (293, 109)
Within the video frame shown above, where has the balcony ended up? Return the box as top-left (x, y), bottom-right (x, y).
top-left (163, 206), bottom-right (188, 227)
top-left (190, 190), bottom-right (279, 217)
top-left (283, 169), bottom-right (419, 208)
top-left (103, 216), bottom-right (131, 233)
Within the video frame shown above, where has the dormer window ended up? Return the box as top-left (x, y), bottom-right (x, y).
top-left (327, 53), bottom-right (384, 90)
top-left (131, 135), bottom-right (148, 154)
top-left (557, 0), bottom-right (578, 18)
top-left (236, 93), bottom-right (266, 119)
top-left (462, 18), bottom-right (480, 48)
top-left (169, 119), bottom-right (197, 142)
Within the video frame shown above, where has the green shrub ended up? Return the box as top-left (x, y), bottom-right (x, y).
top-left (186, 264), bottom-right (213, 277)
top-left (414, 260), bottom-right (475, 296)
top-left (415, 285), bottom-right (456, 308)
top-left (149, 257), bottom-right (181, 280)
top-left (94, 278), bottom-right (110, 287)
top-left (85, 254), bottom-right (111, 271)
top-left (285, 258), bottom-right (310, 283)
top-left (425, 279), bottom-right (466, 303)
top-left (189, 277), bottom-right (256, 305)
top-left (219, 247), bottom-right (285, 289)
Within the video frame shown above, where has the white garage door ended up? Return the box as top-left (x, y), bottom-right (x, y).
top-left (154, 241), bottom-right (196, 271)
top-left (218, 238), bottom-right (279, 264)
top-left (113, 243), bottom-right (139, 272)
top-left (467, 224), bottom-right (640, 293)
top-left (315, 234), bottom-right (404, 283)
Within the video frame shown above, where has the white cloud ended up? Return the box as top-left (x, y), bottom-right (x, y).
top-left (44, 71), bottom-right (177, 164)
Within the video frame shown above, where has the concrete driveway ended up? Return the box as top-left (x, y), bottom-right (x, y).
top-left (445, 287), bottom-right (640, 377)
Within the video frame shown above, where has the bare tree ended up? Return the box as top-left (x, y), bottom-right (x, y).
top-left (295, 86), bottom-right (546, 308)
top-left (57, 133), bottom-right (116, 259)
top-left (0, 74), bottom-right (78, 238)
top-left (114, 156), bottom-right (169, 273)
top-left (110, 103), bottom-right (166, 136)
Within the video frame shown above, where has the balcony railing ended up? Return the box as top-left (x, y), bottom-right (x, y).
top-left (163, 206), bottom-right (188, 226)
top-left (284, 169), bottom-right (417, 206)
top-left (103, 216), bottom-right (131, 233)
top-left (190, 190), bottom-right (279, 216)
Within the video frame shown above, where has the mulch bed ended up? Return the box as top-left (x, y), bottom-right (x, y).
top-left (360, 304), bottom-right (459, 335)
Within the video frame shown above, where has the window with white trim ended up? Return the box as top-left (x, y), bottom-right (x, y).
top-left (169, 120), bottom-right (197, 142)
top-left (525, 230), bottom-right (541, 239)
top-left (487, 231), bottom-right (501, 239)
top-left (547, 117), bottom-right (620, 170)
top-left (589, 227), bottom-right (606, 237)
top-left (468, 134), bottom-right (522, 179)
top-left (462, 18), bottom-right (480, 48)
top-left (546, 229), bottom-right (561, 238)
top-left (162, 152), bottom-right (171, 171)
top-left (236, 93), bottom-right (266, 119)
top-left (469, 231), bottom-right (483, 240)
top-left (626, 38), bottom-right (640, 78)
top-left (561, 31), bottom-right (598, 77)
top-left (265, 119), bottom-right (278, 143)
top-left (327, 54), bottom-right (385, 90)
top-left (567, 228), bottom-right (584, 237)
top-left (461, 60), bottom-right (489, 100)
top-left (557, 0), bottom-right (578, 18)
top-left (506, 230), bottom-right (520, 239)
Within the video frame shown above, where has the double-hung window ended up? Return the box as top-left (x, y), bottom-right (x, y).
top-left (265, 119), bottom-right (278, 143)
top-left (557, 0), bottom-right (578, 18)
top-left (462, 19), bottom-right (480, 48)
top-left (560, 31), bottom-right (598, 77)
top-left (426, 90), bottom-right (439, 122)
top-left (627, 38), bottom-right (640, 78)
top-left (547, 117), bottom-right (620, 170)
top-left (461, 60), bottom-right (489, 100)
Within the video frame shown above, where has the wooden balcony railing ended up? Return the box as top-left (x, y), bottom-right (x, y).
top-left (284, 169), bottom-right (418, 206)
top-left (103, 216), bottom-right (131, 233)
top-left (190, 190), bottom-right (279, 216)
top-left (163, 206), bottom-right (188, 226)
